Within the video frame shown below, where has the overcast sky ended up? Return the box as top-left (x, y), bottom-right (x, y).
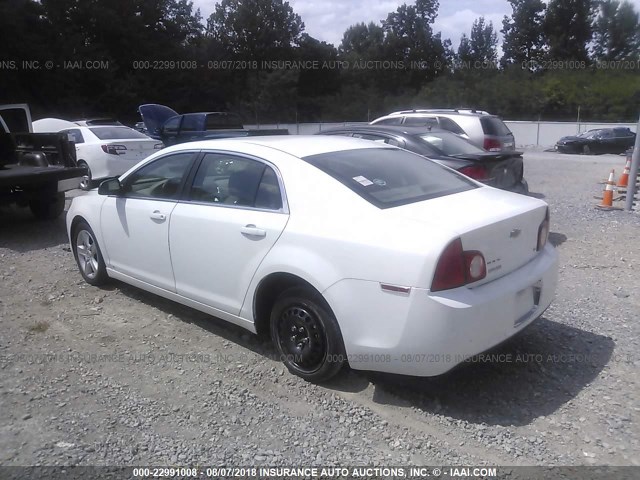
top-left (192, 0), bottom-right (640, 49)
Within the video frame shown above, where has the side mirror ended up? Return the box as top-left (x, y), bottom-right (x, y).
top-left (98, 177), bottom-right (123, 195)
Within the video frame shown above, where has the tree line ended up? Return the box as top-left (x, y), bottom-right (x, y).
top-left (0, 0), bottom-right (638, 124)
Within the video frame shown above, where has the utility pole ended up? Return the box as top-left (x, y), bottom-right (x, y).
top-left (624, 114), bottom-right (640, 212)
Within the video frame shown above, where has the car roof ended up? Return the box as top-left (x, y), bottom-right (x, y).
top-left (159, 135), bottom-right (389, 158)
top-left (323, 125), bottom-right (451, 136)
top-left (383, 109), bottom-right (494, 117)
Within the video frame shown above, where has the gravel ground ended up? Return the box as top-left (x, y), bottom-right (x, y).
top-left (0, 150), bottom-right (638, 468)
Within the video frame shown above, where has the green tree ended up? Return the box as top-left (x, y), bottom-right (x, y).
top-left (592, 0), bottom-right (640, 60)
top-left (382, 0), bottom-right (448, 85)
top-left (339, 22), bottom-right (385, 57)
top-left (458, 17), bottom-right (498, 64)
top-left (457, 34), bottom-right (473, 62)
top-left (544, 0), bottom-right (593, 62)
top-left (206, 0), bottom-right (304, 61)
top-left (501, 0), bottom-right (546, 66)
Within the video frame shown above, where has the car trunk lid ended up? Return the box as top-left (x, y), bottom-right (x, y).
top-left (103, 139), bottom-right (158, 161)
top-left (389, 187), bottom-right (547, 286)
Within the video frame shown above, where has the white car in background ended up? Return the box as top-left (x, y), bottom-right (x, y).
top-left (66, 136), bottom-right (558, 382)
top-left (33, 118), bottom-right (162, 188)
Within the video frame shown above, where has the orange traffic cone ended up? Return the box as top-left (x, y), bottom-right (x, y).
top-left (617, 158), bottom-right (631, 188)
top-left (597, 170), bottom-right (616, 209)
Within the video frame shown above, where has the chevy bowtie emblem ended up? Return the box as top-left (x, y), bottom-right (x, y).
top-left (510, 228), bottom-right (521, 238)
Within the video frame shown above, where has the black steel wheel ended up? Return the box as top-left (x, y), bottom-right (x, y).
top-left (270, 286), bottom-right (345, 382)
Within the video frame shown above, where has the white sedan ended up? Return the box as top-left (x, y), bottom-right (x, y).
top-left (33, 118), bottom-right (162, 188)
top-left (67, 136), bottom-right (558, 382)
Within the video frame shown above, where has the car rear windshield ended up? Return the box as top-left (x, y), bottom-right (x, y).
top-left (90, 127), bottom-right (149, 140)
top-left (419, 131), bottom-right (485, 156)
top-left (480, 117), bottom-right (512, 136)
top-left (303, 148), bottom-right (477, 209)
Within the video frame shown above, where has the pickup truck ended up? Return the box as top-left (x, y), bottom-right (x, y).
top-left (0, 104), bottom-right (86, 219)
top-left (138, 104), bottom-right (289, 147)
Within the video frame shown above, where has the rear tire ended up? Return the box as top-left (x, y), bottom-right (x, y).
top-left (72, 221), bottom-right (108, 286)
top-left (29, 192), bottom-right (65, 220)
top-left (78, 161), bottom-right (93, 190)
top-left (270, 286), bottom-right (345, 382)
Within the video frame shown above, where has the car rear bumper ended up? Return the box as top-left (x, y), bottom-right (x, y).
top-left (323, 243), bottom-right (558, 376)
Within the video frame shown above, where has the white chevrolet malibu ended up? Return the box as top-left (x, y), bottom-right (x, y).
top-left (67, 136), bottom-right (558, 381)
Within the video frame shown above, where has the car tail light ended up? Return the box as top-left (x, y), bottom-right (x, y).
top-left (431, 238), bottom-right (487, 292)
top-left (483, 137), bottom-right (502, 152)
top-left (537, 208), bottom-right (550, 251)
top-left (101, 144), bottom-right (127, 155)
top-left (458, 165), bottom-right (488, 181)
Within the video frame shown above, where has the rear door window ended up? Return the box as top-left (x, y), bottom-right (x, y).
top-left (438, 117), bottom-right (466, 135)
top-left (64, 129), bottom-right (85, 144)
top-left (403, 116), bottom-right (438, 127)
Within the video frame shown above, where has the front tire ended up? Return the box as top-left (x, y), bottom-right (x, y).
top-left (72, 221), bottom-right (108, 286)
top-left (270, 287), bottom-right (345, 382)
top-left (582, 144), bottom-right (591, 155)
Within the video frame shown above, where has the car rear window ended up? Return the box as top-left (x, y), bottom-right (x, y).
top-left (480, 117), bottom-right (512, 136)
top-left (90, 127), bottom-right (149, 140)
top-left (303, 148), bottom-right (476, 209)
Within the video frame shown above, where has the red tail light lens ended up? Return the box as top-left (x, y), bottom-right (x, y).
top-left (537, 208), bottom-right (550, 251)
top-left (432, 239), bottom-right (487, 292)
top-left (101, 144), bottom-right (127, 155)
top-left (459, 165), bottom-right (488, 181)
top-left (483, 138), bottom-right (502, 151)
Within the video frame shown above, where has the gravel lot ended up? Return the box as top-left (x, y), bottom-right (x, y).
top-left (1, 150), bottom-right (638, 467)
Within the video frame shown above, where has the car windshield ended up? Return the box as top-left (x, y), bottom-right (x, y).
top-left (90, 126), bottom-right (149, 140)
top-left (418, 131), bottom-right (485, 156)
top-left (303, 148), bottom-right (476, 209)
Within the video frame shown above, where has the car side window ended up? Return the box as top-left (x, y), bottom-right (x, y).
top-left (64, 129), bottom-right (85, 144)
top-left (124, 152), bottom-right (194, 200)
top-left (180, 114), bottom-right (201, 132)
top-left (438, 117), bottom-right (466, 135)
top-left (403, 116), bottom-right (438, 127)
top-left (599, 130), bottom-right (614, 139)
top-left (188, 153), bottom-right (282, 210)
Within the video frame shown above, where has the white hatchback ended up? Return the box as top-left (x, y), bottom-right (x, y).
top-left (67, 136), bottom-right (558, 381)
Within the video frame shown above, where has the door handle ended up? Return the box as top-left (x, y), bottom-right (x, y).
top-left (240, 224), bottom-right (266, 238)
top-left (150, 210), bottom-right (166, 221)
